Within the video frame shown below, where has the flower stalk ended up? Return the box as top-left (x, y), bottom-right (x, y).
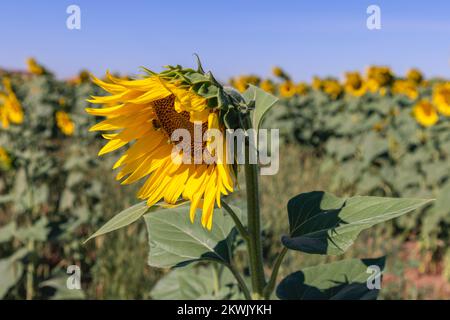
top-left (243, 114), bottom-right (266, 299)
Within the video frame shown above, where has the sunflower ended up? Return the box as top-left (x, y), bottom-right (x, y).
top-left (0, 147), bottom-right (11, 170)
top-left (272, 66), bottom-right (283, 77)
top-left (230, 75), bottom-right (260, 93)
top-left (312, 76), bottom-right (323, 90)
top-left (413, 100), bottom-right (439, 127)
top-left (366, 78), bottom-right (380, 93)
top-left (432, 83), bottom-right (450, 116)
top-left (26, 57), bottom-right (45, 75)
top-left (365, 66), bottom-right (394, 95)
top-left (56, 111), bottom-right (75, 136)
top-left (86, 67), bottom-right (235, 230)
top-left (344, 72), bottom-right (367, 97)
top-left (0, 77), bottom-right (23, 129)
top-left (279, 81), bottom-right (296, 98)
top-left (69, 69), bottom-right (91, 85)
top-left (296, 82), bottom-right (309, 96)
top-left (406, 68), bottom-right (423, 85)
top-left (323, 79), bottom-right (343, 100)
top-left (366, 66), bottom-right (394, 87)
top-left (260, 79), bottom-right (276, 94)
top-left (392, 80), bottom-right (419, 100)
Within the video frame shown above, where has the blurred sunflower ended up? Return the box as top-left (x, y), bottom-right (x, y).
top-left (272, 66), bottom-right (283, 77)
top-left (55, 111), bottom-right (75, 136)
top-left (366, 66), bottom-right (393, 95)
top-left (26, 57), bottom-right (45, 75)
top-left (312, 76), bottom-right (323, 90)
top-left (413, 100), bottom-right (438, 127)
top-left (432, 83), bottom-right (450, 116)
top-left (272, 66), bottom-right (290, 81)
top-left (296, 82), bottom-right (309, 96)
top-left (279, 81), bottom-right (296, 98)
top-left (0, 77), bottom-right (23, 128)
top-left (344, 72), bottom-right (367, 97)
top-left (406, 68), bottom-right (423, 85)
top-left (323, 79), bottom-right (343, 100)
top-left (69, 69), bottom-right (91, 85)
top-left (392, 80), bottom-right (419, 100)
top-left (0, 147), bottom-right (11, 170)
top-left (260, 79), bottom-right (276, 94)
top-left (87, 68), bottom-right (235, 230)
top-left (230, 75), bottom-right (260, 93)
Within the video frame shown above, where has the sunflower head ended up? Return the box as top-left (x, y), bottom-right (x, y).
top-left (323, 79), bottom-right (343, 100)
top-left (272, 66), bottom-right (283, 77)
top-left (260, 79), bottom-right (276, 94)
top-left (55, 111), bottom-right (75, 136)
top-left (296, 82), bottom-right (309, 96)
top-left (406, 68), bottom-right (423, 85)
top-left (366, 65), bottom-right (394, 88)
top-left (272, 66), bottom-right (290, 81)
top-left (413, 100), bottom-right (439, 127)
top-left (0, 147), bottom-right (12, 170)
top-left (344, 72), bottom-right (367, 97)
top-left (0, 77), bottom-right (23, 129)
top-left (279, 81), bottom-right (296, 98)
top-left (230, 75), bottom-right (260, 93)
top-left (432, 83), bottom-right (450, 116)
top-left (392, 80), bottom-right (419, 100)
top-left (26, 57), bottom-right (46, 75)
top-left (69, 69), bottom-right (91, 85)
top-left (86, 63), bottom-right (240, 230)
top-left (312, 76), bottom-right (324, 91)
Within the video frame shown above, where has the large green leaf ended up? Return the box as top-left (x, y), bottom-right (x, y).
top-left (276, 257), bottom-right (385, 300)
top-left (145, 204), bottom-right (237, 268)
top-left (151, 264), bottom-right (241, 300)
top-left (243, 84), bottom-right (278, 131)
top-left (85, 201), bottom-right (149, 243)
top-left (282, 191), bottom-right (432, 255)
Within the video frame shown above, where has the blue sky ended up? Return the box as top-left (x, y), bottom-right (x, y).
top-left (1, 0), bottom-right (449, 81)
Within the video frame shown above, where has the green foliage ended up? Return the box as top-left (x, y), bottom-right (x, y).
top-left (276, 257), bottom-right (385, 300)
top-left (85, 201), bottom-right (149, 243)
top-left (269, 89), bottom-right (450, 249)
top-left (0, 71), bottom-right (138, 299)
top-left (0, 65), bottom-right (444, 300)
top-left (242, 84), bottom-right (279, 132)
top-left (144, 204), bottom-right (238, 268)
top-left (0, 248), bottom-right (28, 298)
top-left (151, 264), bottom-right (242, 300)
top-left (282, 191), bottom-right (431, 255)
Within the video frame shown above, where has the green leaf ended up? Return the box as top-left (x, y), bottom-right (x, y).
top-left (151, 264), bottom-right (241, 300)
top-left (15, 217), bottom-right (50, 242)
top-left (282, 191), bottom-right (432, 255)
top-left (0, 248), bottom-right (28, 298)
top-left (145, 204), bottom-right (237, 268)
top-left (84, 201), bottom-right (149, 243)
top-left (39, 275), bottom-right (85, 300)
top-left (243, 84), bottom-right (278, 131)
top-left (276, 257), bottom-right (385, 300)
top-left (0, 222), bottom-right (16, 243)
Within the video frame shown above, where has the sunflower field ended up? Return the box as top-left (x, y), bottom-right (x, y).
top-left (1, 58), bottom-right (450, 300)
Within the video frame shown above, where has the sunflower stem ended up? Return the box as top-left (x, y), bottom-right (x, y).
top-left (243, 114), bottom-right (266, 299)
top-left (222, 200), bottom-right (249, 241)
top-left (263, 247), bottom-right (288, 299)
top-left (225, 263), bottom-right (252, 300)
